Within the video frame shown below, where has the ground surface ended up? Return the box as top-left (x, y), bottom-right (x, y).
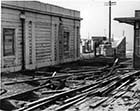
top-left (1, 57), bottom-right (139, 111)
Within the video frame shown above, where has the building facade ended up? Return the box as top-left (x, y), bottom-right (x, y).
top-left (1, 1), bottom-right (82, 72)
top-left (114, 10), bottom-right (140, 69)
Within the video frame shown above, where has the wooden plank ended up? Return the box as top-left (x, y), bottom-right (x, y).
top-left (0, 84), bottom-right (50, 100)
top-left (35, 28), bottom-right (51, 32)
top-left (89, 98), bottom-right (108, 109)
top-left (36, 51), bottom-right (51, 54)
top-left (35, 41), bottom-right (51, 44)
top-left (36, 46), bottom-right (51, 50)
top-left (35, 21), bottom-right (51, 25)
top-left (35, 36), bottom-right (51, 40)
top-left (35, 34), bottom-right (51, 38)
top-left (36, 45), bottom-right (51, 49)
top-left (36, 52), bottom-right (51, 56)
top-left (36, 57), bottom-right (51, 61)
top-left (35, 25), bottom-right (51, 29)
top-left (108, 58), bottom-right (119, 75)
top-left (35, 37), bottom-right (51, 40)
top-left (25, 79), bottom-right (105, 111)
top-left (36, 50), bottom-right (51, 53)
top-left (35, 32), bottom-right (51, 36)
top-left (41, 90), bottom-right (66, 94)
top-left (36, 55), bottom-right (51, 60)
top-left (36, 48), bottom-right (51, 51)
top-left (54, 96), bottom-right (86, 111)
top-left (4, 74), bottom-right (72, 85)
top-left (16, 82), bottom-right (100, 111)
top-left (36, 46), bottom-right (51, 49)
top-left (35, 37), bottom-right (51, 41)
top-left (36, 54), bottom-right (51, 58)
top-left (35, 45), bottom-right (51, 49)
top-left (36, 53), bottom-right (51, 57)
top-left (36, 47), bottom-right (51, 50)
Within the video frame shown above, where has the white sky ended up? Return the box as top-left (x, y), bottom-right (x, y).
top-left (39, 0), bottom-right (140, 50)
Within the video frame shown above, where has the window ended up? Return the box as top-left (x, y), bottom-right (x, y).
top-left (3, 28), bottom-right (15, 56)
top-left (76, 27), bottom-right (80, 57)
top-left (135, 29), bottom-right (140, 56)
top-left (63, 32), bottom-right (69, 52)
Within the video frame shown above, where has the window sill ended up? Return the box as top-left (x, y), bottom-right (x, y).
top-left (3, 55), bottom-right (16, 59)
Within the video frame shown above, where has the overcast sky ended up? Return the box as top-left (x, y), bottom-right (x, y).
top-left (40, 0), bottom-right (140, 50)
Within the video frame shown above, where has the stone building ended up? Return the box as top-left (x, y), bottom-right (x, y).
top-left (1, 1), bottom-right (82, 72)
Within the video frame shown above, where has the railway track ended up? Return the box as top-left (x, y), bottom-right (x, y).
top-left (15, 70), bottom-right (139, 111)
top-left (1, 59), bottom-right (140, 111)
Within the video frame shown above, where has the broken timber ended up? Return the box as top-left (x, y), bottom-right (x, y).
top-left (4, 71), bottom-right (102, 85)
top-left (4, 74), bottom-right (72, 85)
top-left (14, 70), bottom-right (140, 111)
top-left (0, 84), bottom-right (50, 100)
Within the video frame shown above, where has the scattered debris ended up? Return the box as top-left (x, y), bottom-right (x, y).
top-left (1, 58), bottom-right (140, 111)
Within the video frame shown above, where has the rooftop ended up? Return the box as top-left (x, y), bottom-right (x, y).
top-left (2, 1), bottom-right (82, 20)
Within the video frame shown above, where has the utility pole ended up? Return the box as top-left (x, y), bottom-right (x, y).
top-left (105, 1), bottom-right (116, 45)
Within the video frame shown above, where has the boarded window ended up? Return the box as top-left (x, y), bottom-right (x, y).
top-left (3, 28), bottom-right (15, 56)
top-left (64, 32), bottom-right (69, 52)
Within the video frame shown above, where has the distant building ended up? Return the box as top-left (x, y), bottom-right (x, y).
top-left (80, 36), bottom-right (126, 58)
top-left (100, 37), bottom-right (126, 58)
top-left (91, 36), bottom-right (107, 56)
top-left (80, 36), bottom-right (107, 54)
top-left (80, 39), bottom-right (92, 53)
top-left (114, 10), bottom-right (140, 69)
top-left (92, 36), bottom-right (107, 41)
top-left (1, 1), bottom-right (82, 72)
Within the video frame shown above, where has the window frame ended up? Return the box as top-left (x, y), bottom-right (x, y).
top-left (3, 28), bottom-right (16, 57)
top-left (76, 26), bottom-right (80, 57)
top-left (135, 29), bottom-right (140, 56)
top-left (63, 31), bottom-right (70, 52)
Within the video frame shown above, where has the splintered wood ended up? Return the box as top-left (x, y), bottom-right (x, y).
top-left (1, 59), bottom-right (140, 111)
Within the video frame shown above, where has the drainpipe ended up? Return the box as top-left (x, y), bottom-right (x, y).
top-left (20, 11), bottom-right (26, 70)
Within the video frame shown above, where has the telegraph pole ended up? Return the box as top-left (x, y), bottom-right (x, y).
top-left (109, 1), bottom-right (111, 44)
top-left (105, 1), bottom-right (116, 45)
